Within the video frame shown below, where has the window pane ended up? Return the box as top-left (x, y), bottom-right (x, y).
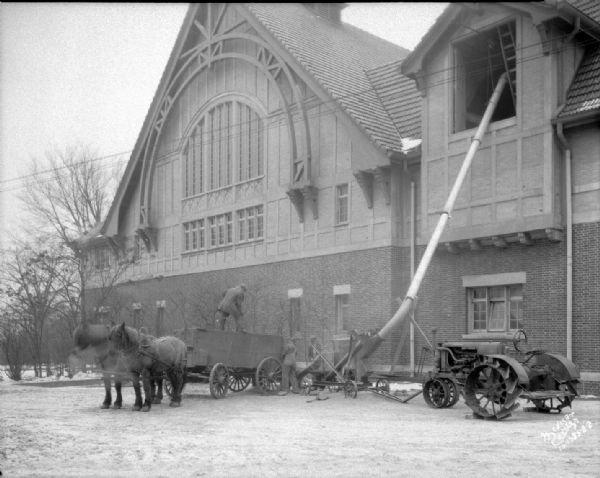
top-left (489, 302), bottom-right (506, 330)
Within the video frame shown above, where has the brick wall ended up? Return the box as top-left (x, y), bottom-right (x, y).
top-left (88, 222), bottom-right (598, 391)
top-left (87, 246), bottom-right (411, 365)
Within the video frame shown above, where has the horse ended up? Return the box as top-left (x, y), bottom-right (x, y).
top-left (71, 322), bottom-right (164, 409)
top-left (108, 322), bottom-right (186, 412)
top-left (71, 322), bottom-right (128, 409)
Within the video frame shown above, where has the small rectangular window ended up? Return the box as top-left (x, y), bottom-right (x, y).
top-left (336, 183), bottom-right (349, 225)
top-left (182, 219), bottom-right (205, 252)
top-left (335, 294), bottom-right (350, 333)
top-left (236, 205), bottom-right (264, 244)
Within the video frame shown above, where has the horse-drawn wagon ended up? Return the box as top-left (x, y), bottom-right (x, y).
top-left (169, 328), bottom-right (284, 399)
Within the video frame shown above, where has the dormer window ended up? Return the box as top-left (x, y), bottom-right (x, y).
top-left (453, 21), bottom-right (517, 132)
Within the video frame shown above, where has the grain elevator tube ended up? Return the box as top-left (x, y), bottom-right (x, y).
top-left (362, 73), bottom-right (509, 359)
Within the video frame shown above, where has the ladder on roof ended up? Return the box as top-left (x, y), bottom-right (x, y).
top-left (497, 23), bottom-right (517, 109)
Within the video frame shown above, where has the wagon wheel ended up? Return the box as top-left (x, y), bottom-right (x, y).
top-left (228, 374), bottom-right (252, 393)
top-left (423, 378), bottom-right (450, 408)
top-left (344, 380), bottom-right (358, 399)
top-left (464, 360), bottom-right (521, 419)
top-left (375, 378), bottom-right (390, 393)
top-left (255, 357), bottom-right (282, 395)
top-left (209, 363), bottom-right (229, 399)
top-left (441, 378), bottom-right (460, 408)
top-left (531, 381), bottom-right (577, 413)
top-left (300, 374), bottom-right (314, 396)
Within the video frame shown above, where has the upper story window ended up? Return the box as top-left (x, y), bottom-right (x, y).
top-left (208, 212), bottom-right (233, 249)
top-left (335, 183), bottom-right (349, 225)
top-left (237, 205), bottom-right (264, 243)
top-left (468, 284), bottom-right (523, 333)
top-left (453, 21), bottom-right (516, 133)
top-left (183, 100), bottom-right (264, 198)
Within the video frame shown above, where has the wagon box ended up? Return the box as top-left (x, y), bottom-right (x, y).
top-left (171, 328), bottom-right (285, 399)
top-left (177, 328), bottom-right (284, 369)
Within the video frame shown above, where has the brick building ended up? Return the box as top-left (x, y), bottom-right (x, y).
top-left (84, 3), bottom-right (600, 392)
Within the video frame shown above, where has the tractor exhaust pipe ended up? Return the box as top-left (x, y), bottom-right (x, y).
top-left (362, 73), bottom-right (509, 359)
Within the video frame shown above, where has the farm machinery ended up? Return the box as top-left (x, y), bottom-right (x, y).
top-left (300, 73), bottom-right (581, 419)
top-left (422, 329), bottom-right (580, 419)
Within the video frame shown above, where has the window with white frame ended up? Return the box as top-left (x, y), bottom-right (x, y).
top-left (183, 219), bottom-right (205, 252)
top-left (335, 183), bottom-right (349, 225)
top-left (237, 205), bottom-right (264, 243)
top-left (183, 100), bottom-right (264, 196)
top-left (208, 212), bottom-right (233, 248)
top-left (467, 284), bottom-right (523, 333)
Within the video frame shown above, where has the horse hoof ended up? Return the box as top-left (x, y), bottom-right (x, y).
top-left (141, 406), bottom-right (151, 412)
top-left (132, 406), bottom-right (141, 412)
top-left (112, 403), bottom-right (122, 410)
top-left (169, 401), bottom-right (181, 408)
top-left (101, 403), bottom-right (110, 409)
top-left (152, 398), bottom-right (162, 405)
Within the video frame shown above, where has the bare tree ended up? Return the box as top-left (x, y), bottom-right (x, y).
top-left (0, 308), bottom-right (28, 381)
top-left (18, 144), bottom-right (124, 323)
top-left (0, 241), bottom-right (72, 376)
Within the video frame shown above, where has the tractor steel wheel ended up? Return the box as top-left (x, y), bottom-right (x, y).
top-left (441, 378), bottom-right (460, 408)
top-left (464, 360), bottom-right (521, 419)
top-left (423, 378), bottom-right (450, 408)
top-left (228, 374), bottom-right (251, 392)
top-left (255, 357), bottom-right (282, 395)
top-left (209, 363), bottom-right (229, 399)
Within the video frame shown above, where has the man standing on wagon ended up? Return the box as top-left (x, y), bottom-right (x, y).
top-left (215, 284), bottom-right (247, 332)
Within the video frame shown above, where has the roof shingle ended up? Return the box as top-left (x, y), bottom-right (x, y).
top-left (245, 3), bottom-right (415, 153)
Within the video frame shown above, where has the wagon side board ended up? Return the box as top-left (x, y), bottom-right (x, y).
top-left (177, 328), bottom-right (284, 369)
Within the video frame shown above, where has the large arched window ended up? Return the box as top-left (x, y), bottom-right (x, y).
top-left (183, 100), bottom-right (264, 198)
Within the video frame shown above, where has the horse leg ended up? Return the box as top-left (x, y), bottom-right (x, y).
top-left (131, 372), bottom-right (143, 412)
top-left (113, 379), bottom-right (123, 409)
top-left (101, 373), bottom-right (112, 409)
top-left (168, 367), bottom-right (182, 408)
top-left (153, 374), bottom-right (163, 404)
top-left (141, 369), bottom-right (153, 412)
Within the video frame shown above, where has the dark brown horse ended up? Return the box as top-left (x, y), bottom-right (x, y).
top-left (71, 322), bottom-right (164, 409)
top-left (108, 323), bottom-right (186, 412)
top-left (71, 322), bottom-right (127, 409)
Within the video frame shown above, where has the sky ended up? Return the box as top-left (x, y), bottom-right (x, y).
top-left (0, 2), bottom-right (448, 246)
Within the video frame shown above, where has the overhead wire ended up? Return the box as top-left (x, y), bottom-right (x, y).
top-left (1, 26), bottom-right (598, 194)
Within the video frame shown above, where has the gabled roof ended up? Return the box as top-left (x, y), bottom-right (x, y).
top-left (365, 59), bottom-right (421, 148)
top-left (245, 3), bottom-right (413, 153)
top-left (401, 1), bottom-right (600, 120)
top-left (559, 42), bottom-right (600, 118)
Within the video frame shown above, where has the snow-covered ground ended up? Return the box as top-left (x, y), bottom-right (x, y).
top-left (0, 376), bottom-right (598, 477)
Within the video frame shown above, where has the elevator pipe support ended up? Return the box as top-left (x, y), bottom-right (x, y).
top-left (555, 113), bottom-right (573, 361)
top-left (362, 73), bottom-right (509, 358)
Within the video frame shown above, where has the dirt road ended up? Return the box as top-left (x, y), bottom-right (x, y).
top-left (0, 380), bottom-right (598, 477)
